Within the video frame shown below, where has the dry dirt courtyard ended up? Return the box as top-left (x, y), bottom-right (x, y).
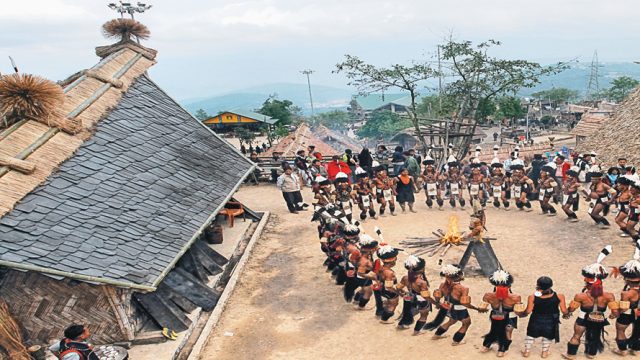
top-left (200, 183), bottom-right (633, 360)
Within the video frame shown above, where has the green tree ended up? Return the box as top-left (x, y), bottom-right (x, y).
top-left (416, 94), bottom-right (458, 118)
top-left (605, 76), bottom-right (640, 103)
top-left (194, 108), bottom-right (210, 121)
top-left (540, 115), bottom-right (554, 126)
top-left (494, 96), bottom-right (526, 125)
top-left (258, 95), bottom-right (296, 125)
top-left (313, 110), bottom-right (353, 130)
top-left (531, 88), bottom-right (579, 103)
top-left (335, 55), bottom-right (437, 151)
top-left (439, 38), bottom-right (567, 158)
top-left (357, 110), bottom-right (412, 139)
top-left (475, 98), bottom-right (496, 122)
top-left (235, 127), bottom-right (256, 147)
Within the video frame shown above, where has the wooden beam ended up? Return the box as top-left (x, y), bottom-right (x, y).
top-left (102, 286), bottom-right (136, 341)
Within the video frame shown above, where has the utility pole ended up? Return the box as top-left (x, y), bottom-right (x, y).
top-left (437, 45), bottom-right (443, 115)
top-left (300, 69), bottom-right (315, 121)
top-left (586, 50), bottom-right (601, 101)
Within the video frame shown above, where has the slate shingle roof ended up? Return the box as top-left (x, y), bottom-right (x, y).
top-left (0, 74), bottom-right (254, 289)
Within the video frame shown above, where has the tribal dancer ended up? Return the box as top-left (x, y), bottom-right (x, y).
top-left (422, 156), bottom-right (444, 210)
top-left (488, 158), bottom-right (510, 210)
top-left (628, 181), bottom-right (640, 243)
top-left (563, 246), bottom-right (616, 359)
top-left (397, 255), bottom-right (432, 334)
top-left (333, 172), bottom-right (354, 223)
top-left (426, 264), bottom-right (481, 346)
top-left (377, 246), bottom-right (401, 324)
top-left (614, 175), bottom-right (635, 238)
top-left (538, 163), bottom-right (559, 216)
top-left (510, 163), bottom-right (534, 211)
top-left (468, 162), bottom-right (486, 208)
top-left (338, 224), bottom-right (361, 293)
top-left (613, 246), bottom-right (640, 356)
top-left (312, 176), bottom-right (333, 207)
top-left (480, 269), bottom-right (524, 357)
top-left (353, 167), bottom-right (376, 221)
top-left (522, 276), bottom-right (569, 358)
top-left (353, 235), bottom-right (379, 310)
top-left (373, 164), bottom-right (397, 216)
top-left (581, 169), bottom-right (616, 229)
top-left (562, 167), bottom-right (581, 222)
top-left (445, 155), bottom-right (466, 209)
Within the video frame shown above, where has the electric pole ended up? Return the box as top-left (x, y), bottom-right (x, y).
top-left (586, 50), bottom-right (601, 101)
top-left (301, 69), bottom-right (315, 120)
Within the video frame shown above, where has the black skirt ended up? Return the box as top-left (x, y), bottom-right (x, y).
top-left (396, 179), bottom-right (415, 203)
top-left (526, 313), bottom-right (560, 341)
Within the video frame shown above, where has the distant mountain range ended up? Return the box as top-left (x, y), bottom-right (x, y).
top-left (182, 63), bottom-right (640, 116)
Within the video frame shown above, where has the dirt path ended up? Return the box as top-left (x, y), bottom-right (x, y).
top-left (200, 184), bottom-right (633, 359)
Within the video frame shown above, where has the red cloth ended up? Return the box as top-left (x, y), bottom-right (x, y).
top-left (312, 152), bottom-right (323, 161)
top-left (559, 162), bottom-right (570, 181)
top-left (327, 160), bottom-right (352, 181)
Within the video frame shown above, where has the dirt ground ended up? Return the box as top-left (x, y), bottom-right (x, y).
top-left (199, 184), bottom-right (632, 360)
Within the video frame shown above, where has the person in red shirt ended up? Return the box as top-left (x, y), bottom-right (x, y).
top-left (554, 154), bottom-right (570, 182)
top-left (327, 155), bottom-right (352, 181)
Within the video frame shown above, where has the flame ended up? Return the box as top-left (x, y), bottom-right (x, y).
top-left (440, 215), bottom-right (463, 245)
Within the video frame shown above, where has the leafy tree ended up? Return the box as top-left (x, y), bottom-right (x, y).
top-left (439, 38), bottom-right (567, 158)
top-left (416, 94), bottom-right (458, 118)
top-left (357, 110), bottom-right (412, 139)
top-left (313, 110), bottom-right (354, 130)
top-left (335, 55), bottom-right (437, 151)
top-left (194, 108), bottom-right (210, 121)
top-left (258, 95), bottom-right (296, 125)
top-left (274, 124), bottom-right (290, 140)
top-left (531, 88), bottom-right (579, 103)
top-left (605, 76), bottom-right (640, 103)
top-left (235, 127), bottom-right (256, 147)
top-left (494, 96), bottom-right (526, 125)
top-left (475, 98), bottom-right (496, 122)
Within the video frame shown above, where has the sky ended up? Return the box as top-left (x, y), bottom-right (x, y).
top-left (1, 0), bottom-right (639, 101)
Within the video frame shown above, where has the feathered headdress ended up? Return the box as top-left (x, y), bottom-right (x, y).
top-left (620, 241), bottom-right (640, 280)
top-left (377, 245), bottom-right (399, 262)
top-left (404, 255), bottom-right (426, 271)
top-left (491, 157), bottom-right (503, 168)
top-left (541, 162), bottom-right (557, 174)
top-left (489, 269), bottom-right (514, 286)
top-left (440, 264), bottom-right (463, 278)
top-left (316, 175), bottom-right (331, 186)
top-left (343, 224), bottom-right (360, 237)
top-left (423, 154), bottom-right (435, 166)
top-left (358, 234), bottom-right (379, 249)
top-left (355, 167), bottom-right (368, 179)
top-left (566, 166), bottom-right (580, 178)
top-left (334, 172), bottom-right (349, 183)
top-left (447, 154), bottom-right (458, 167)
top-left (582, 245), bottom-right (612, 280)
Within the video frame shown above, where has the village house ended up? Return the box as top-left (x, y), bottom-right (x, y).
top-left (202, 109), bottom-right (278, 131)
top-left (348, 93), bottom-right (413, 123)
top-left (0, 18), bottom-right (258, 356)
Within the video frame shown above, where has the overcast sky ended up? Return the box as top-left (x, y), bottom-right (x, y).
top-left (2, 0), bottom-right (639, 100)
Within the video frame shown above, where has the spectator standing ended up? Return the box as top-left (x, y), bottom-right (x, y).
top-left (277, 167), bottom-right (306, 213)
top-left (391, 146), bottom-right (406, 176)
top-left (403, 151), bottom-right (420, 179)
top-left (357, 147), bottom-right (373, 176)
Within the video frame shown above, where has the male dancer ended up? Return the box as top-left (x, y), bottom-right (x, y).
top-left (333, 172), bottom-right (354, 223)
top-left (426, 264), bottom-right (483, 346)
top-left (445, 155), bottom-right (466, 209)
top-left (481, 269), bottom-right (524, 357)
top-left (510, 164), bottom-right (534, 211)
top-left (488, 159), bottom-right (510, 209)
top-left (538, 163), bottom-right (559, 216)
top-left (352, 167), bottom-right (376, 221)
top-left (581, 169), bottom-right (616, 229)
top-left (628, 181), bottom-right (640, 243)
top-left (614, 175), bottom-right (634, 237)
top-left (613, 245), bottom-right (640, 356)
top-left (562, 167), bottom-right (581, 222)
top-left (373, 164), bottom-right (397, 216)
top-left (398, 255), bottom-right (432, 334)
top-left (377, 245), bottom-right (401, 323)
top-left (468, 162), bottom-right (486, 208)
top-left (353, 234), bottom-right (379, 310)
top-left (422, 155), bottom-right (444, 210)
top-left (563, 246), bottom-right (617, 359)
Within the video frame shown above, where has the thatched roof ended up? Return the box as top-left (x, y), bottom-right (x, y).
top-left (0, 26), bottom-right (253, 289)
top-left (580, 86), bottom-right (640, 165)
top-left (263, 123), bottom-right (339, 158)
top-left (570, 111), bottom-right (612, 137)
top-left (0, 43), bottom-right (156, 217)
top-left (313, 125), bottom-right (364, 153)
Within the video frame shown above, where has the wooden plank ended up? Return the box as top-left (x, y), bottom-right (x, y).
top-left (156, 283), bottom-right (198, 313)
top-left (191, 243), bottom-right (223, 276)
top-left (192, 240), bottom-right (228, 267)
top-left (133, 292), bottom-right (190, 332)
top-left (185, 249), bottom-right (209, 283)
top-left (162, 268), bottom-right (221, 311)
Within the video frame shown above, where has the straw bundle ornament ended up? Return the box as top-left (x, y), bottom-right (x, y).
top-left (0, 300), bottom-right (30, 360)
top-left (0, 73), bottom-right (63, 127)
top-left (102, 18), bottom-right (150, 41)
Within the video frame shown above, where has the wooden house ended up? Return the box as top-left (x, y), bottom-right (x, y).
top-left (202, 110), bottom-right (277, 131)
top-left (0, 19), bottom-right (255, 349)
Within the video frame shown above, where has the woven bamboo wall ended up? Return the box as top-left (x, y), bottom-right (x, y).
top-left (0, 270), bottom-right (128, 344)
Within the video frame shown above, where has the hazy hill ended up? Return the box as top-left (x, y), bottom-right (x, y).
top-left (182, 63), bottom-right (640, 116)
